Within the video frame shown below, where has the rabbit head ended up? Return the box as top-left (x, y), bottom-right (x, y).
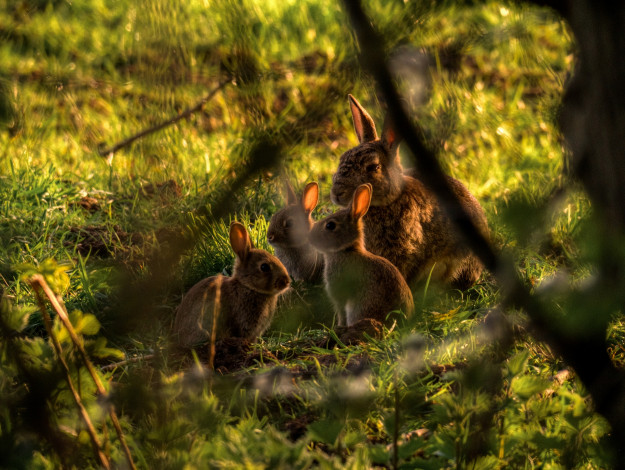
top-left (310, 183), bottom-right (372, 253)
top-left (230, 221), bottom-right (291, 294)
top-left (331, 95), bottom-right (404, 207)
top-left (267, 180), bottom-right (319, 248)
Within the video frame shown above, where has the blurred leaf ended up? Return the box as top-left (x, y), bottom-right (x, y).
top-left (0, 297), bottom-right (31, 332)
top-left (86, 337), bottom-right (124, 360)
top-left (15, 258), bottom-right (72, 294)
top-left (398, 438), bottom-right (426, 460)
top-left (75, 313), bottom-right (101, 336)
top-left (466, 455), bottom-right (500, 470)
top-left (506, 350), bottom-right (529, 379)
top-left (368, 444), bottom-right (390, 465)
top-left (307, 418), bottom-right (344, 445)
top-left (511, 376), bottom-right (550, 400)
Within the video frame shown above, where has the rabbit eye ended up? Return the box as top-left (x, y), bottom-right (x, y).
top-left (284, 218), bottom-right (293, 228)
top-left (325, 221), bottom-right (336, 231)
top-left (260, 263), bottom-right (271, 272)
top-left (366, 163), bottom-right (381, 172)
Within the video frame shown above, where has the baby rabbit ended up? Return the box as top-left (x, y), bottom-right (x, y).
top-left (173, 222), bottom-right (290, 349)
top-left (331, 95), bottom-right (489, 289)
top-left (267, 179), bottom-right (324, 283)
top-left (309, 183), bottom-right (414, 327)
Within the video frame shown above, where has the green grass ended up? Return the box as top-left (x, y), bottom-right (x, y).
top-left (0, 0), bottom-right (618, 468)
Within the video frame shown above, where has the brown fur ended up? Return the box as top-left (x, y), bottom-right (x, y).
top-left (267, 180), bottom-right (324, 283)
top-left (173, 222), bottom-right (290, 349)
top-left (309, 184), bottom-right (414, 327)
top-left (331, 95), bottom-right (489, 289)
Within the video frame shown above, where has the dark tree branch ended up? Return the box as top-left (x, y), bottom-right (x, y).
top-left (98, 78), bottom-right (231, 158)
top-left (342, 0), bottom-right (625, 463)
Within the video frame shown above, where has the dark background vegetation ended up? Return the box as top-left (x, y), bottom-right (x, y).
top-left (2, 0), bottom-right (625, 468)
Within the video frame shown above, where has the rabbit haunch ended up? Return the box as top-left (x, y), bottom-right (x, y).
top-left (310, 183), bottom-right (414, 327)
top-left (330, 95), bottom-right (489, 289)
top-left (267, 180), bottom-right (324, 283)
top-left (173, 222), bottom-right (290, 349)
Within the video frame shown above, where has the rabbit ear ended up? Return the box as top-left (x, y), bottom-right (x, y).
top-left (283, 176), bottom-right (298, 205)
top-left (381, 114), bottom-right (401, 157)
top-left (351, 184), bottom-right (372, 220)
top-left (301, 182), bottom-right (319, 214)
top-left (230, 222), bottom-right (251, 261)
top-left (348, 95), bottom-right (378, 143)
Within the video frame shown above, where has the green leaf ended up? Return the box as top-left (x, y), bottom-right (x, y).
top-left (1, 298), bottom-right (31, 332)
top-left (398, 438), bottom-right (426, 460)
top-left (368, 444), bottom-right (389, 465)
top-left (40, 258), bottom-right (72, 294)
top-left (466, 455), bottom-right (500, 470)
top-left (307, 419), bottom-right (344, 445)
top-left (14, 262), bottom-right (39, 281)
top-left (506, 350), bottom-right (529, 379)
top-left (399, 457), bottom-right (447, 470)
top-left (76, 313), bottom-right (101, 336)
top-left (511, 376), bottom-right (550, 400)
top-left (86, 337), bottom-right (124, 360)
top-left (15, 258), bottom-right (72, 294)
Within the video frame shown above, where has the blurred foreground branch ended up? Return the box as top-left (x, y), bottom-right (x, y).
top-left (342, 0), bottom-right (625, 464)
top-left (30, 275), bottom-right (136, 470)
top-left (30, 276), bottom-right (111, 470)
top-left (98, 78), bottom-right (231, 158)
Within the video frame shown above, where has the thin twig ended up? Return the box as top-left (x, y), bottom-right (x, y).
top-left (30, 279), bottom-right (111, 470)
top-left (208, 275), bottom-right (223, 372)
top-left (98, 78), bottom-right (231, 157)
top-left (392, 369), bottom-right (399, 470)
top-left (100, 354), bottom-right (156, 372)
top-left (31, 275), bottom-right (137, 470)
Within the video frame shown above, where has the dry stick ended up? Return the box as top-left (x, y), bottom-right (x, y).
top-left (31, 275), bottom-right (137, 470)
top-left (342, 0), bottom-right (625, 460)
top-left (392, 370), bottom-right (400, 470)
top-left (30, 279), bottom-right (111, 470)
top-left (98, 78), bottom-right (231, 157)
top-left (208, 275), bottom-right (223, 372)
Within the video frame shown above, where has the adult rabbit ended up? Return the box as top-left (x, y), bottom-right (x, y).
top-left (331, 95), bottom-right (488, 289)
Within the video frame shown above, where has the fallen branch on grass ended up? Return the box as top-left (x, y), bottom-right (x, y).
top-left (98, 78), bottom-right (231, 158)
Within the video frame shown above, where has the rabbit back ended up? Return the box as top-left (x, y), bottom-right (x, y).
top-left (174, 275), bottom-right (283, 349)
top-left (363, 174), bottom-right (487, 287)
top-left (173, 275), bottom-right (222, 349)
top-left (323, 247), bottom-right (414, 326)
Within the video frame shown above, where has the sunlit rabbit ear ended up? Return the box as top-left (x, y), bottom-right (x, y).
top-left (230, 222), bottom-right (251, 261)
top-left (381, 114), bottom-right (401, 159)
top-left (350, 184), bottom-right (373, 220)
top-left (348, 95), bottom-right (378, 143)
top-left (301, 182), bottom-right (319, 214)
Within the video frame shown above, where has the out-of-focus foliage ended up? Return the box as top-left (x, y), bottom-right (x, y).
top-left (0, 0), bottom-right (618, 468)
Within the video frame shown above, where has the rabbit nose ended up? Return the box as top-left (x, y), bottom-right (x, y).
top-left (275, 276), bottom-right (290, 290)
